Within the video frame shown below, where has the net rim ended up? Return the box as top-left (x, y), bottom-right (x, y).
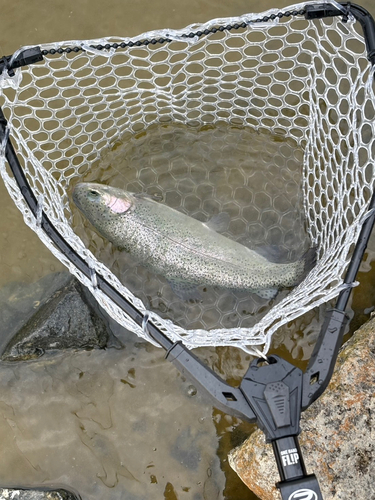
top-left (0, 1), bottom-right (373, 355)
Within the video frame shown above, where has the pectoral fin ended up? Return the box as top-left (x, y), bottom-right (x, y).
top-left (255, 288), bottom-right (279, 300)
top-left (168, 280), bottom-right (202, 302)
top-left (133, 192), bottom-right (163, 202)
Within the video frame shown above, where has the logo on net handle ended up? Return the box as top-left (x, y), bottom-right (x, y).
top-left (288, 489), bottom-right (318, 500)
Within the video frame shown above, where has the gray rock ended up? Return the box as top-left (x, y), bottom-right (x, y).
top-left (77, 283), bottom-right (126, 349)
top-left (0, 488), bottom-right (79, 500)
top-left (229, 315), bottom-right (375, 499)
top-left (1, 275), bottom-right (108, 361)
top-left (0, 273), bottom-right (72, 354)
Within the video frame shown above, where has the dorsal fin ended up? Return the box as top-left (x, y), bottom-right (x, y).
top-left (133, 192), bottom-right (163, 202)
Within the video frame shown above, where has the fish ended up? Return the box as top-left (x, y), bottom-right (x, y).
top-left (72, 182), bottom-right (316, 300)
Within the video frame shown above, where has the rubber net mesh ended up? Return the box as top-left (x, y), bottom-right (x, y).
top-left (0, 1), bottom-right (374, 354)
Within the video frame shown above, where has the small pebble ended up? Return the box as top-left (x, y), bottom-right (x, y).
top-left (187, 385), bottom-right (197, 397)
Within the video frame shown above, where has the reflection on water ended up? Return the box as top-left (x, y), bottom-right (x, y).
top-left (72, 122), bottom-right (311, 334)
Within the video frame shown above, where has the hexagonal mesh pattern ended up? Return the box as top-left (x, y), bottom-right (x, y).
top-left (0, 1), bottom-right (374, 354)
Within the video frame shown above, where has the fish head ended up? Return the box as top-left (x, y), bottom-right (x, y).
top-left (73, 182), bottom-right (133, 228)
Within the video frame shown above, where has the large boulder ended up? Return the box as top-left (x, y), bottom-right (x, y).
top-left (229, 315), bottom-right (375, 499)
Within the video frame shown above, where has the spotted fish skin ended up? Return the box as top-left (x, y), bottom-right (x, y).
top-left (73, 182), bottom-right (315, 297)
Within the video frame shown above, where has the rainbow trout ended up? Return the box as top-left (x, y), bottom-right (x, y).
top-left (73, 183), bottom-right (316, 300)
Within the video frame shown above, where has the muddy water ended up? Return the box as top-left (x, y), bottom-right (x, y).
top-left (0, 1), bottom-right (375, 500)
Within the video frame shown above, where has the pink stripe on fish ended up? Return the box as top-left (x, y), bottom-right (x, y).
top-left (106, 196), bottom-right (131, 214)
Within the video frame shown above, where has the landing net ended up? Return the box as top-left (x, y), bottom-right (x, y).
top-left (0, 1), bottom-right (374, 354)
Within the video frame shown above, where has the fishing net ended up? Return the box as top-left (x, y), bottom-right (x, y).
top-left (0, 1), bottom-right (374, 354)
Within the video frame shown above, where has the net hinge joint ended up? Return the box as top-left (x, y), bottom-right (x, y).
top-left (304, 3), bottom-right (349, 21)
top-left (0, 47), bottom-right (43, 77)
top-left (240, 355), bottom-right (303, 442)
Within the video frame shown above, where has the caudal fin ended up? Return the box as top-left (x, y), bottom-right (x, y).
top-left (290, 246), bottom-right (317, 288)
top-left (303, 246), bottom-right (317, 275)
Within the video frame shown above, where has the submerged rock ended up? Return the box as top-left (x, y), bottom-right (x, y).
top-left (1, 274), bottom-right (108, 361)
top-left (229, 315), bottom-right (375, 499)
top-left (0, 488), bottom-right (79, 500)
top-left (0, 273), bottom-right (72, 354)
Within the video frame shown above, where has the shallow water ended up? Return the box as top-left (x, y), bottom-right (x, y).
top-left (0, 344), bottom-right (227, 499)
top-left (1, 1), bottom-right (375, 500)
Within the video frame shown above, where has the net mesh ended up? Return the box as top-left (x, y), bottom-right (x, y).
top-left (0, 1), bottom-right (374, 354)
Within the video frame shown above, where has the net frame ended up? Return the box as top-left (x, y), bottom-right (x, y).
top-left (0, 1), bottom-right (374, 355)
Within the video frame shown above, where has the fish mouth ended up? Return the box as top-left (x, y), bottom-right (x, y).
top-left (72, 183), bottom-right (84, 211)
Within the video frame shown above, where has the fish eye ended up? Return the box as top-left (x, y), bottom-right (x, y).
top-left (88, 189), bottom-right (100, 197)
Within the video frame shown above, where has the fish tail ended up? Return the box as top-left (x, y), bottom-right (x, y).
top-left (302, 246), bottom-right (317, 275)
top-left (293, 246), bottom-right (317, 285)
